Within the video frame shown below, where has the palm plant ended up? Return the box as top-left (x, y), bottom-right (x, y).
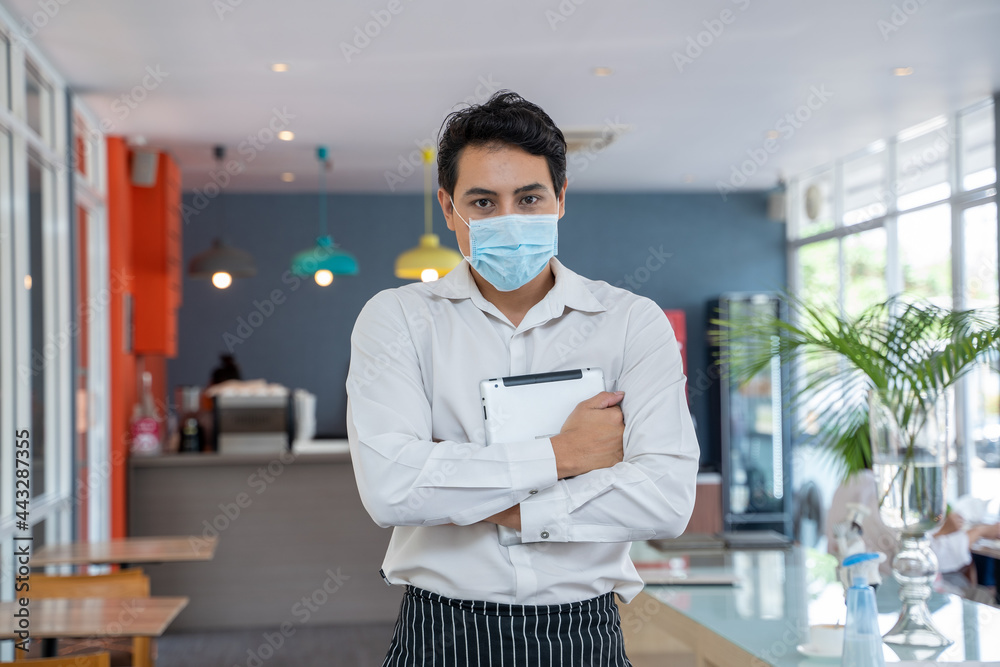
top-left (712, 296), bottom-right (1000, 480)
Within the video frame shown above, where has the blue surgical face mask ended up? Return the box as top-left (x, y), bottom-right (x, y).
top-left (451, 198), bottom-right (559, 292)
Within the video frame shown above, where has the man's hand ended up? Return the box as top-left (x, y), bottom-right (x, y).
top-left (550, 391), bottom-right (625, 479)
top-left (482, 504), bottom-right (521, 530)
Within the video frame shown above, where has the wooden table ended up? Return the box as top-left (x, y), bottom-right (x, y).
top-left (0, 597), bottom-right (188, 656)
top-left (32, 536), bottom-right (218, 567)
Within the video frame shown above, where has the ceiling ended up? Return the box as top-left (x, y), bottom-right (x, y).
top-left (5, 0), bottom-right (999, 193)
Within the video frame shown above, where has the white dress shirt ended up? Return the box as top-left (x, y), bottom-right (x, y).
top-left (346, 258), bottom-right (699, 605)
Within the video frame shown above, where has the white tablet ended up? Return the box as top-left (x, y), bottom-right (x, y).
top-left (479, 368), bottom-right (606, 446)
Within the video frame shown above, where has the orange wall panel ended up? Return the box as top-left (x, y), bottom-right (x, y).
top-left (131, 152), bottom-right (181, 357)
top-left (106, 136), bottom-right (134, 539)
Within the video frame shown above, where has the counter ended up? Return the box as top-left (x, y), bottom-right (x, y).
top-left (130, 441), bottom-right (722, 631)
top-left (129, 440), bottom-right (401, 631)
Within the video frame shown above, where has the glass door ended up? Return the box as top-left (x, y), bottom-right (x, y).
top-left (716, 292), bottom-right (792, 535)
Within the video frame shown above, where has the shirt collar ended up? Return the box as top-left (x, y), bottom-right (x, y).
top-left (428, 258), bottom-right (607, 315)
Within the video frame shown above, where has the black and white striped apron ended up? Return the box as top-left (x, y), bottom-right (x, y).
top-left (382, 585), bottom-right (633, 667)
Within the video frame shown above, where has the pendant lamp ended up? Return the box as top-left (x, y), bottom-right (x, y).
top-left (394, 147), bottom-right (463, 282)
top-left (290, 146), bottom-right (358, 286)
top-left (188, 145), bottom-right (257, 289)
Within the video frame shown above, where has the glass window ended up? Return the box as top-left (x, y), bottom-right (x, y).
top-left (896, 123), bottom-right (951, 211)
top-left (843, 228), bottom-right (887, 317)
top-left (28, 149), bottom-right (47, 497)
top-left (843, 149), bottom-right (887, 226)
top-left (25, 61), bottom-right (53, 145)
top-left (960, 103), bottom-right (996, 191)
top-left (0, 128), bottom-right (7, 555)
top-left (964, 204), bottom-right (1000, 491)
top-left (790, 99), bottom-right (994, 503)
top-left (75, 205), bottom-right (90, 540)
top-left (0, 33), bottom-right (9, 111)
top-left (796, 170), bottom-right (835, 238)
top-left (73, 115), bottom-right (99, 186)
top-left (898, 204), bottom-right (952, 307)
top-left (964, 203), bottom-right (998, 309)
top-left (797, 238), bottom-right (839, 310)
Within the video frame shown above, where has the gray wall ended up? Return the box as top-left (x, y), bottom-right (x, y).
top-left (169, 191), bottom-right (786, 467)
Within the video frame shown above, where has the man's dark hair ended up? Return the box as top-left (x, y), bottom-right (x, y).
top-left (437, 91), bottom-right (567, 197)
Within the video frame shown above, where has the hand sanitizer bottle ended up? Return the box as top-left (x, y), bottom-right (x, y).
top-left (841, 576), bottom-right (885, 667)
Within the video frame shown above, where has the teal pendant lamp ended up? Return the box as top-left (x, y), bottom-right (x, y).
top-left (290, 146), bottom-right (358, 286)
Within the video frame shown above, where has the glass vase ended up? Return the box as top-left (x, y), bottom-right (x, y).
top-left (869, 387), bottom-right (952, 648)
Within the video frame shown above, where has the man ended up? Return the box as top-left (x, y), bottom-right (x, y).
top-left (347, 91), bottom-right (699, 666)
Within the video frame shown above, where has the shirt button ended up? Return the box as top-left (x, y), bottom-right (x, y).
top-left (541, 531), bottom-right (550, 539)
top-left (529, 489), bottom-right (538, 495)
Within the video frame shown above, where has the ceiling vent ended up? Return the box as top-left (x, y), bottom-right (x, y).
top-left (562, 124), bottom-right (632, 154)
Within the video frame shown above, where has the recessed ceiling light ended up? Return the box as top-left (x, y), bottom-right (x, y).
top-left (592, 67), bottom-right (614, 77)
top-left (765, 130), bottom-right (780, 140)
top-left (893, 67), bottom-right (914, 77)
top-left (281, 172), bottom-right (295, 182)
top-left (271, 63), bottom-right (289, 73)
top-left (682, 174), bottom-right (696, 184)
top-left (278, 131), bottom-right (294, 141)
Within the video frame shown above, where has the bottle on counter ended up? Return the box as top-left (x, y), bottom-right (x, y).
top-left (130, 371), bottom-right (163, 456)
top-left (176, 385), bottom-right (205, 454)
top-left (180, 416), bottom-right (204, 453)
top-left (841, 576), bottom-right (885, 667)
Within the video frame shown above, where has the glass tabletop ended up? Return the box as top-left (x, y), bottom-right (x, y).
top-left (638, 545), bottom-right (1000, 664)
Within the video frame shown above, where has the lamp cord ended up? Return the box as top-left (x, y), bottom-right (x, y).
top-left (215, 147), bottom-right (227, 241)
top-left (424, 151), bottom-right (432, 236)
top-left (319, 147), bottom-right (330, 239)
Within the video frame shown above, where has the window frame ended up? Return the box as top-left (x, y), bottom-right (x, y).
top-left (0, 6), bottom-right (107, 650)
top-left (788, 97), bottom-right (998, 497)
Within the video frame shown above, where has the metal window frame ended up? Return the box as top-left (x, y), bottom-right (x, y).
top-left (788, 98), bottom-right (998, 495)
top-left (0, 2), bottom-right (76, 637)
top-left (71, 98), bottom-right (110, 548)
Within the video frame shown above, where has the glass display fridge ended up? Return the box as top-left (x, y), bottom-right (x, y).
top-left (711, 293), bottom-right (793, 536)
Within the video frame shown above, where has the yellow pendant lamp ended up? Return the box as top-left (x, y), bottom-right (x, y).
top-left (395, 147), bottom-right (463, 282)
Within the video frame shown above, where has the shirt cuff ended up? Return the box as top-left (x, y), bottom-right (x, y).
top-left (506, 437), bottom-right (559, 497)
top-left (519, 480), bottom-right (572, 543)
